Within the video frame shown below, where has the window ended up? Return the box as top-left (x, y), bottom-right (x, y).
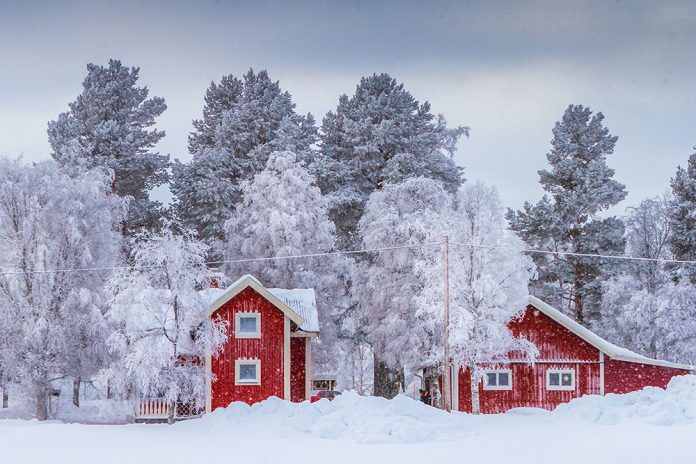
top-left (546, 369), bottom-right (575, 391)
top-left (235, 312), bottom-right (260, 338)
top-left (482, 369), bottom-right (512, 390)
top-left (235, 359), bottom-right (261, 385)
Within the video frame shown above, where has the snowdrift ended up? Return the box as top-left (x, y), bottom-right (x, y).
top-left (553, 374), bottom-right (696, 426)
top-left (194, 375), bottom-right (696, 444)
top-left (196, 391), bottom-right (471, 444)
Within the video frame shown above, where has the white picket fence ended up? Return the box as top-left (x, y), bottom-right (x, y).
top-left (135, 398), bottom-right (202, 421)
top-left (136, 398), bottom-right (171, 419)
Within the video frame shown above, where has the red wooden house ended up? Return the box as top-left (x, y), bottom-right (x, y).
top-left (453, 296), bottom-right (693, 414)
top-left (203, 275), bottom-right (319, 412)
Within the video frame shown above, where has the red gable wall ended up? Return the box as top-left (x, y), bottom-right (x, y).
top-left (210, 287), bottom-right (285, 409)
top-left (509, 305), bottom-right (599, 361)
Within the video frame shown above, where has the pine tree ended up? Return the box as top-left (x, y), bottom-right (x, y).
top-left (171, 70), bottom-right (317, 249)
top-left (47, 59), bottom-right (169, 235)
top-left (507, 105), bottom-right (627, 324)
top-left (316, 73), bottom-right (468, 250)
top-left (668, 151), bottom-right (696, 283)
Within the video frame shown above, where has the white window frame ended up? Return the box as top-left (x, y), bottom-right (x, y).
top-left (546, 369), bottom-right (575, 391)
top-left (235, 312), bottom-right (261, 339)
top-left (235, 359), bottom-right (261, 385)
top-left (482, 369), bottom-right (513, 391)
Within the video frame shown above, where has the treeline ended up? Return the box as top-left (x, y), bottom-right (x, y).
top-left (0, 60), bottom-right (694, 419)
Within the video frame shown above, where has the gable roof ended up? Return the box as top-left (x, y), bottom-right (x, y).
top-left (527, 295), bottom-right (694, 371)
top-left (268, 287), bottom-right (320, 333)
top-left (204, 274), bottom-right (320, 333)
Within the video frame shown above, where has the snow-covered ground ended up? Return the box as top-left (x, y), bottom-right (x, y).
top-left (2, 376), bottom-right (696, 464)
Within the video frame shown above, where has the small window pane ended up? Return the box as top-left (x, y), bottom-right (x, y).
top-left (239, 363), bottom-right (257, 381)
top-left (549, 373), bottom-right (560, 386)
top-left (561, 373), bottom-right (573, 386)
top-left (239, 316), bottom-right (257, 333)
top-left (498, 372), bottom-right (510, 386)
top-left (486, 373), bottom-right (497, 386)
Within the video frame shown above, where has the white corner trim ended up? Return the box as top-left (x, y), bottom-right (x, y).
top-left (205, 352), bottom-right (212, 413)
top-left (305, 337), bottom-right (312, 401)
top-left (599, 351), bottom-right (605, 396)
top-left (451, 363), bottom-right (459, 411)
top-left (545, 368), bottom-right (575, 391)
top-left (482, 368), bottom-right (513, 391)
top-left (284, 316), bottom-right (291, 400)
top-left (235, 312), bottom-right (261, 339)
top-left (235, 359), bottom-right (261, 385)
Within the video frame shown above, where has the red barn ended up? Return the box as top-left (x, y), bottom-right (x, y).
top-left (203, 275), bottom-right (319, 412)
top-left (453, 296), bottom-right (693, 414)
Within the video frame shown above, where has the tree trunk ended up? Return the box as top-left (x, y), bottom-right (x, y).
top-left (2, 386), bottom-right (8, 409)
top-left (36, 386), bottom-right (49, 421)
top-left (574, 264), bottom-right (584, 324)
top-left (72, 377), bottom-right (81, 407)
top-left (470, 365), bottom-right (480, 415)
top-left (167, 400), bottom-right (176, 425)
top-left (372, 353), bottom-right (402, 399)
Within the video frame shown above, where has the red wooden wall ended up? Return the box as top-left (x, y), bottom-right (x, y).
top-left (605, 358), bottom-right (689, 394)
top-left (509, 306), bottom-right (598, 361)
top-left (211, 287), bottom-right (285, 409)
top-left (458, 362), bottom-right (601, 413)
top-left (290, 338), bottom-right (306, 402)
top-left (456, 305), bottom-right (690, 413)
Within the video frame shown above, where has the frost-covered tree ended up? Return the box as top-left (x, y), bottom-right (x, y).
top-left (624, 196), bottom-right (672, 291)
top-left (171, 70), bottom-right (317, 249)
top-left (597, 195), bottom-right (696, 363)
top-left (356, 179), bottom-right (535, 402)
top-left (668, 150), bottom-right (696, 283)
top-left (317, 73), bottom-right (468, 250)
top-left (0, 159), bottom-right (125, 419)
top-left (48, 59), bottom-right (169, 235)
top-left (103, 228), bottom-right (227, 423)
top-left (415, 182), bottom-right (536, 412)
top-left (507, 104), bottom-right (627, 324)
top-left (353, 177), bottom-right (453, 398)
top-left (221, 151), bottom-right (350, 367)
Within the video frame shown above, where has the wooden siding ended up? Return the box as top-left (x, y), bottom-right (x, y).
top-left (509, 306), bottom-right (598, 361)
top-left (290, 337), bottom-right (306, 402)
top-left (604, 357), bottom-right (690, 394)
top-left (211, 287), bottom-right (285, 409)
top-left (457, 362), bottom-right (601, 413)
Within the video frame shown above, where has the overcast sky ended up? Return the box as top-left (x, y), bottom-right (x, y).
top-left (1, 0), bottom-right (694, 212)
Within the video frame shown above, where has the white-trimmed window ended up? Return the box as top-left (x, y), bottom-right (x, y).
top-left (546, 369), bottom-right (575, 391)
top-left (235, 312), bottom-right (260, 338)
top-left (235, 359), bottom-right (261, 385)
top-left (483, 369), bottom-right (512, 390)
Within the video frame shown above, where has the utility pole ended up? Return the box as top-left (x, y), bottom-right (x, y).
top-left (443, 235), bottom-right (451, 412)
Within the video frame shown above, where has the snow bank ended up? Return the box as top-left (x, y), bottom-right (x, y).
top-left (197, 391), bottom-right (471, 444)
top-left (553, 375), bottom-right (696, 425)
top-left (194, 376), bottom-right (696, 444)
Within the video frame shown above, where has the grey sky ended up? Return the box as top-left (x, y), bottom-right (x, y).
top-left (1, 0), bottom-right (694, 212)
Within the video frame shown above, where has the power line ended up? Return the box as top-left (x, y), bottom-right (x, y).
top-left (0, 239), bottom-right (694, 277)
top-left (0, 242), bottom-right (443, 276)
top-left (449, 241), bottom-right (696, 265)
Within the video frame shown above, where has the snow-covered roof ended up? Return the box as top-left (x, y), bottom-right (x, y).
top-left (204, 274), bottom-right (319, 333)
top-left (268, 288), bottom-right (320, 333)
top-left (527, 295), bottom-right (694, 371)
